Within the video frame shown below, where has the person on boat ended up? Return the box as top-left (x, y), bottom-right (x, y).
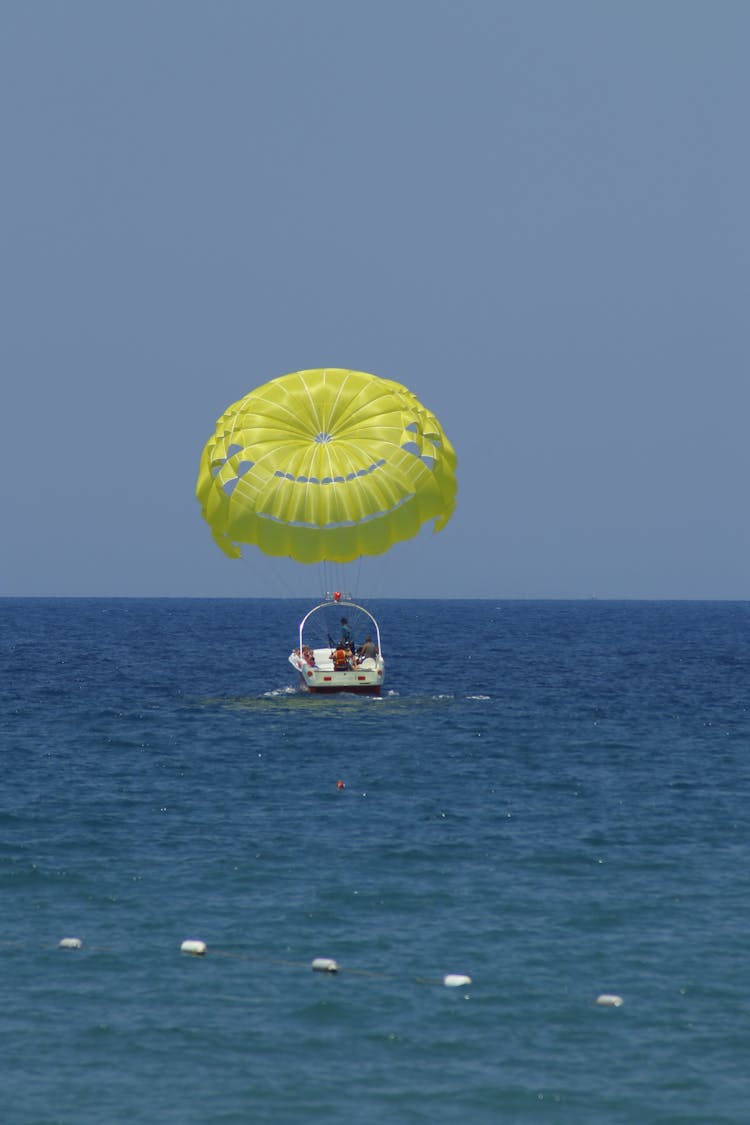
top-left (339, 617), bottom-right (354, 652)
top-left (357, 636), bottom-right (377, 661)
top-left (332, 645), bottom-right (351, 670)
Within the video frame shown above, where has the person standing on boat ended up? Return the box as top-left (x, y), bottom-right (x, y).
top-left (339, 617), bottom-right (354, 653)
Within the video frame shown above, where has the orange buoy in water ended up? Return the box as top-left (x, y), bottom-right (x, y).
top-left (336, 780), bottom-right (345, 789)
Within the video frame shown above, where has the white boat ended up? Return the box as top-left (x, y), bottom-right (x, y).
top-left (288, 596), bottom-right (385, 695)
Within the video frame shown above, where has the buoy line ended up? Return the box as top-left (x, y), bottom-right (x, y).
top-left (0, 936), bottom-right (471, 989)
top-left (0, 939), bottom-right (623, 1006)
top-left (184, 941), bottom-right (471, 987)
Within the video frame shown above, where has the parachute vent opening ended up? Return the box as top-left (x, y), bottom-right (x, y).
top-left (273, 461), bottom-right (385, 485)
top-left (314, 431), bottom-right (333, 443)
top-left (257, 494), bottom-right (413, 531)
top-left (211, 451), bottom-right (254, 480)
top-left (401, 442), bottom-right (420, 457)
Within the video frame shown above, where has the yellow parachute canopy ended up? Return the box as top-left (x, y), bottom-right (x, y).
top-left (196, 368), bottom-right (457, 564)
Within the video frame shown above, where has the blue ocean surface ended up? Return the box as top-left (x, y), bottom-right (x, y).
top-left (2, 598), bottom-right (749, 1124)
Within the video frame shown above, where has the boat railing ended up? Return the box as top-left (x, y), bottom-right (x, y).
top-left (297, 599), bottom-right (383, 661)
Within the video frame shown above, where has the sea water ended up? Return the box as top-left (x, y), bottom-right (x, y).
top-left (1, 598), bottom-right (749, 1124)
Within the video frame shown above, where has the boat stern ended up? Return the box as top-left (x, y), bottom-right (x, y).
top-left (289, 649), bottom-right (384, 694)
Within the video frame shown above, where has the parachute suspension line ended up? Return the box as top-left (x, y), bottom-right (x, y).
top-left (311, 557), bottom-right (364, 603)
top-left (274, 561), bottom-right (300, 599)
top-left (254, 557), bottom-right (298, 600)
top-left (319, 559), bottom-right (334, 602)
top-left (353, 555), bottom-right (362, 601)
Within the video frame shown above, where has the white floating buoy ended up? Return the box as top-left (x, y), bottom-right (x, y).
top-left (58, 937), bottom-right (83, 950)
top-left (311, 957), bottom-right (340, 973)
top-left (596, 993), bottom-right (624, 1007)
top-left (180, 939), bottom-right (207, 956)
top-left (443, 974), bottom-right (472, 988)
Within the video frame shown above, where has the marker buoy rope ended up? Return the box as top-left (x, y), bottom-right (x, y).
top-left (28, 936), bottom-right (478, 991)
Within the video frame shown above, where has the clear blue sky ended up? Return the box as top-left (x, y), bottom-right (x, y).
top-left (2, 1), bottom-right (747, 598)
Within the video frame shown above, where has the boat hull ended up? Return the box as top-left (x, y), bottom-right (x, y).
top-left (289, 658), bottom-right (384, 695)
top-left (307, 683), bottom-right (382, 696)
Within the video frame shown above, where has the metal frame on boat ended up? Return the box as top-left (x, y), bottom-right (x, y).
top-left (289, 596), bottom-right (385, 695)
